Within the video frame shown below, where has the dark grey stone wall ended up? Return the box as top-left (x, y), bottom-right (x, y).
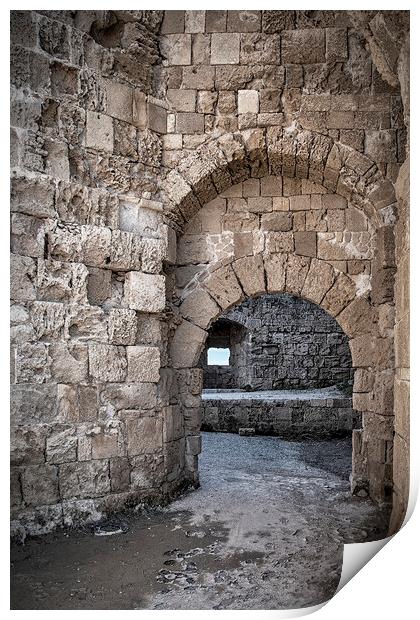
top-left (201, 294), bottom-right (353, 391)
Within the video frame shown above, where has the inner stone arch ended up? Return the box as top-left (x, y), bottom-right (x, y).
top-left (170, 170), bottom-right (393, 502)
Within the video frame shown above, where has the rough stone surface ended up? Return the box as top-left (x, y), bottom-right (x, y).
top-left (10, 9), bottom-right (407, 534)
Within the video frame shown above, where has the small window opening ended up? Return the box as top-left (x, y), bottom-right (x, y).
top-left (207, 347), bottom-right (230, 366)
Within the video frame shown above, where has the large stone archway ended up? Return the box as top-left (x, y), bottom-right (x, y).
top-left (167, 131), bottom-right (395, 503)
top-left (161, 128), bottom-right (396, 232)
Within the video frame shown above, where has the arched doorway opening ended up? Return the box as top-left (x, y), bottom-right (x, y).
top-left (199, 293), bottom-right (358, 445)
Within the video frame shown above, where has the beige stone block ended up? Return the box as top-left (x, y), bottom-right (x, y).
top-left (327, 111), bottom-right (354, 129)
top-left (59, 460), bottom-right (110, 499)
top-left (301, 259), bottom-right (335, 304)
top-left (105, 79), bottom-right (133, 123)
top-left (282, 29), bottom-right (325, 64)
top-left (263, 253), bottom-right (287, 293)
top-left (85, 111), bottom-right (113, 153)
top-left (260, 175), bottom-right (282, 196)
top-left (88, 343), bottom-right (127, 382)
top-left (233, 232), bottom-right (254, 257)
top-left (206, 10), bottom-right (227, 32)
top-left (204, 264), bottom-right (243, 310)
top-left (161, 34), bottom-right (191, 65)
top-left (127, 346), bottom-right (160, 383)
top-left (266, 231), bottom-right (294, 254)
top-left (147, 102), bottom-right (167, 134)
top-left (124, 272), bottom-right (166, 313)
top-left (180, 287), bottom-right (220, 329)
top-left (294, 231), bottom-right (317, 257)
top-left (227, 10), bottom-right (261, 32)
top-left (289, 195), bottom-right (311, 211)
top-left (346, 206), bottom-right (367, 231)
top-left (211, 33), bottom-right (240, 64)
top-left (322, 194), bottom-right (347, 209)
top-left (261, 212), bottom-right (292, 232)
top-left (125, 416), bottom-right (163, 456)
top-left (285, 255), bottom-right (310, 296)
top-left (185, 11), bottom-right (205, 33)
top-left (337, 296), bottom-right (376, 338)
top-left (108, 309), bottom-right (137, 345)
top-left (182, 66), bottom-right (215, 89)
top-left (326, 28), bottom-right (348, 62)
top-left (273, 197), bottom-right (289, 211)
top-left (175, 112), bottom-right (204, 134)
top-left (170, 319), bottom-right (207, 368)
top-left (167, 89), bottom-right (196, 112)
top-left (233, 255), bottom-right (265, 296)
top-left (248, 197), bottom-right (272, 213)
top-left (238, 90), bottom-right (259, 114)
top-left (50, 342), bottom-right (89, 383)
top-left (322, 273), bottom-right (356, 317)
top-left (11, 425), bottom-right (47, 466)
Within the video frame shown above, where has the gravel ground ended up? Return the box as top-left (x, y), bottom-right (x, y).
top-left (10, 432), bottom-right (390, 610)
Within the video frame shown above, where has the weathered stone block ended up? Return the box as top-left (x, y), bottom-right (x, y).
top-left (161, 11), bottom-right (185, 34)
top-left (37, 260), bottom-right (89, 303)
top-left (124, 415), bottom-right (163, 456)
top-left (175, 112), bottom-right (204, 134)
top-left (50, 342), bottom-right (89, 383)
top-left (282, 29), bottom-right (325, 64)
top-left (104, 79), bottom-right (133, 123)
top-left (210, 33), bottom-right (240, 64)
top-left (180, 287), bottom-right (220, 330)
top-left (87, 268), bottom-right (112, 305)
top-left (88, 343), bottom-right (127, 382)
top-left (322, 273), bottom-right (356, 317)
top-left (59, 460), bottom-right (110, 499)
top-left (21, 464), bottom-right (59, 506)
top-left (233, 255), bottom-right (266, 296)
top-left (204, 265), bottom-right (243, 310)
top-left (46, 427), bottom-right (77, 463)
top-left (108, 309), bottom-right (137, 345)
top-left (101, 383), bottom-right (157, 411)
top-left (294, 231), bottom-right (317, 257)
top-left (85, 111), bottom-right (114, 153)
top-left (11, 213), bottom-right (45, 258)
top-left (285, 255), bottom-right (310, 295)
top-left (301, 259), bottom-right (335, 304)
top-left (127, 346), bottom-right (160, 383)
top-left (326, 28), bottom-right (348, 62)
top-left (206, 11), bottom-right (227, 32)
top-left (124, 271), bottom-right (166, 313)
top-left (264, 253), bottom-right (287, 293)
top-left (227, 11), bottom-right (261, 32)
top-left (16, 342), bottom-right (51, 384)
top-left (266, 231), bottom-right (294, 253)
top-left (11, 384), bottom-right (57, 425)
top-left (170, 319), bottom-right (207, 368)
top-left (11, 426), bottom-right (47, 466)
top-left (11, 254), bottom-right (36, 302)
top-left (185, 11), bottom-right (205, 33)
top-left (161, 34), bottom-right (191, 65)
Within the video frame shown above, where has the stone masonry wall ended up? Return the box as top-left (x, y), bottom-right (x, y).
top-left (10, 10), bottom-right (408, 534)
top-left (201, 294), bottom-right (353, 391)
top-left (10, 10), bottom-right (185, 535)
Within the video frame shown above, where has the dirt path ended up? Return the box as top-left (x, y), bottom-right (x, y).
top-left (11, 432), bottom-right (390, 610)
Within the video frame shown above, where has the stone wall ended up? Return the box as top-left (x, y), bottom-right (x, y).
top-left (10, 10), bottom-right (409, 534)
top-left (10, 10), bottom-right (185, 535)
top-left (200, 294), bottom-right (353, 391)
top-left (202, 389), bottom-right (359, 438)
